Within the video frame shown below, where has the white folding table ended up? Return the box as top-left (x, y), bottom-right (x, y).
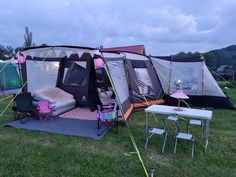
top-left (145, 105), bottom-right (213, 152)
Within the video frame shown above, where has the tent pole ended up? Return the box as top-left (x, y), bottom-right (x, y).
top-left (201, 54), bottom-right (205, 95)
top-left (100, 51), bottom-right (149, 177)
top-left (168, 55), bottom-right (173, 94)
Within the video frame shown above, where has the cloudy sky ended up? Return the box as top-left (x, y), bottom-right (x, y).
top-left (0, 0), bottom-right (236, 55)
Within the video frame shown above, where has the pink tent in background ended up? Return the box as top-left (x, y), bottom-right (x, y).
top-left (170, 90), bottom-right (189, 111)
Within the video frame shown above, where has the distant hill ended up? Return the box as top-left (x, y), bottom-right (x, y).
top-left (175, 45), bottom-right (236, 69)
top-left (204, 45), bottom-right (236, 68)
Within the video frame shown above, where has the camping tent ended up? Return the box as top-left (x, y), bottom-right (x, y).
top-left (20, 46), bottom-right (164, 120)
top-left (0, 61), bottom-right (21, 95)
top-left (19, 46), bottom-right (234, 122)
top-left (150, 55), bottom-right (235, 109)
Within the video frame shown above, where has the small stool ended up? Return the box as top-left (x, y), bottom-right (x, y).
top-left (165, 115), bottom-right (179, 134)
top-left (174, 132), bottom-right (195, 158)
top-left (145, 128), bottom-right (168, 154)
top-left (187, 119), bottom-right (204, 139)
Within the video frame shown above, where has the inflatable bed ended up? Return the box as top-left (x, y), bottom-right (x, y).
top-left (33, 87), bottom-right (76, 116)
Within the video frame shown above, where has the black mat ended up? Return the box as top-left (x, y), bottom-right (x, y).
top-left (6, 117), bottom-right (108, 140)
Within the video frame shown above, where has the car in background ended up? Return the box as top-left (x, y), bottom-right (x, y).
top-left (216, 65), bottom-right (235, 81)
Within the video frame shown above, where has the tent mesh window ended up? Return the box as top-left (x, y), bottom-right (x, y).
top-left (26, 60), bottom-right (59, 93)
top-left (63, 61), bottom-right (87, 86)
top-left (134, 68), bottom-right (154, 95)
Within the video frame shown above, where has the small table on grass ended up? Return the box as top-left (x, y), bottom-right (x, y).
top-left (145, 105), bottom-right (213, 152)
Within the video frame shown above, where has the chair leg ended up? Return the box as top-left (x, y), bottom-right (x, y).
top-left (116, 118), bottom-right (118, 134)
top-left (144, 136), bottom-right (149, 149)
top-left (187, 123), bottom-right (190, 133)
top-left (97, 118), bottom-right (100, 136)
top-left (174, 137), bottom-right (178, 154)
top-left (201, 123), bottom-right (204, 140)
top-left (162, 132), bottom-right (168, 154)
top-left (191, 138), bottom-right (195, 158)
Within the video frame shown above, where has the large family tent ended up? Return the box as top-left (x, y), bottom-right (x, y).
top-left (150, 55), bottom-right (235, 109)
top-left (0, 61), bottom-right (21, 95)
top-left (20, 46), bottom-right (164, 120)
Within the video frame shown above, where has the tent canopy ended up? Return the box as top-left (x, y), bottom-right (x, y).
top-left (21, 46), bottom-right (164, 120)
top-left (150, 55), bottom-right (235, 109)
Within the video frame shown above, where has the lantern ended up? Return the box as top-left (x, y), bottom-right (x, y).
top-left (95, 57), bottom-right (104, 68)
top-left (17, 53), bottom-right (26, 64)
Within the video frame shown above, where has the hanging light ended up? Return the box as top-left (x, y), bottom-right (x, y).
top-left (17, 53), bottom-right (26, 64)
top-left (95, 57), bottom-right (104, 68)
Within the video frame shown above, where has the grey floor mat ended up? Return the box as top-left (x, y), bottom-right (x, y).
top-left (5, 117), bottom-right (108, 140)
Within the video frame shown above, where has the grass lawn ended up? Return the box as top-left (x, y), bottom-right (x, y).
top-left (0, 85), bottom-right (235, 177)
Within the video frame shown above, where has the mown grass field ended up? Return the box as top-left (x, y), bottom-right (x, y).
top-left (0, 82), bottom-right (235, 177)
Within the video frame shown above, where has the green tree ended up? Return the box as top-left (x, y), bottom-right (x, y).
top-left (23, 27), bottom-right (34, 48)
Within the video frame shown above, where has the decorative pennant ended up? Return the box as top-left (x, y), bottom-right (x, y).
top-left (94, 49), bottom-right (101, 56)
top-left (41, 51), bottom-right (48, 58)
top-left (17, 53), bottom-right (26, 64)
top-left (47, 48), bottom-right (55, 58)
top-left (55, 49), bottom-right (61, 57)
top-left (77, 50), bottom-right (84, 58)
top-left (89, 51), bottom-right (95, 57)
top-left (65, 50), bottom-right (73, 58)
top-left (28, 51), bottom-right (35, 58)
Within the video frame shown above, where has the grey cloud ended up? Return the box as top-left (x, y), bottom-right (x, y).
top-left (0, 0), bottom-right (236, 55)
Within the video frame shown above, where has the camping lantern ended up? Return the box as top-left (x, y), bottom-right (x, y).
top-left (174, 79), bottom-right (183, 90)
top-left (17, 53), bottom-right (26, 64)
top-left (95, 57), bottom-right (104, 68)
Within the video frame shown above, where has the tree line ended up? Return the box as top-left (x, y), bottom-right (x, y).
top-left (175, 45), bottom-right (236, 69)
top-left (0, 27), bottom-right (35, 60)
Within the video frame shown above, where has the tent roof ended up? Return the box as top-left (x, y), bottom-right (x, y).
top-left (22, 45), bottom-right (97, 59)
top-left (102, 45), bottom-right (146, 55)
top-left (150, 55), bottom-right (204, 62)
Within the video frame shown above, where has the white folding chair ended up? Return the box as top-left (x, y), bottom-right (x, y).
top-left (145, 116), bottom-right (168, 154)
top-left (174, 120), bottom-right (195, 158)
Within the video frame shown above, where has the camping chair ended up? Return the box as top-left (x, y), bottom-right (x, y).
top-left (37, 100), bottom-right (53, 122)
top-left (174, 120), bottom-right (195, 158)
top-left (12, 92), bottom-right (36, 124)
top-left (97, 100), bottom-right (118, 136)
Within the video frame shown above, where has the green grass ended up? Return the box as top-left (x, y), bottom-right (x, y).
top-left (0, 86), bottom-right (235, 177)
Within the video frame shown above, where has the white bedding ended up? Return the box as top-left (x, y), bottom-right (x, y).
top-left (33, 87), bottom-right (76, 116)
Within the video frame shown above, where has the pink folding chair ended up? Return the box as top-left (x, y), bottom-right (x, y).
top-left (37, 100), bottom-right (53, 122)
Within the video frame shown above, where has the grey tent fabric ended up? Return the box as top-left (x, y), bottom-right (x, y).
top-left (150, 55), bottom-right (234, 109)
top-left (151, 56), bottom-right (225, 97)
top-left (124, 53), bottom-right (164, 105)
top-left (103, 56), bottom-right (131, 115)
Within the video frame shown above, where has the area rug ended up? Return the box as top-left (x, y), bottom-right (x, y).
top-left (5, 117), bottom-right (107, 140)
top-left (59, 107), bottom-right (97, 120)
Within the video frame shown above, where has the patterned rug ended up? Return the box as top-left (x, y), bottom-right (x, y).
top-left (59, 107), bottom-right (97, 120)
